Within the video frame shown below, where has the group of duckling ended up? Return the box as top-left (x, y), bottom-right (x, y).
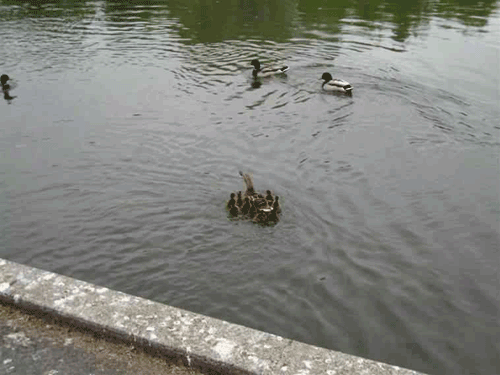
top-left (227, 172), bottom-right (281, 225)
top-left (251, 59), bottom-right (353, 94)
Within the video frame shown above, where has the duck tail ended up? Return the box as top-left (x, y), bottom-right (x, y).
top-left (239, 171), bottom-right (255, 196)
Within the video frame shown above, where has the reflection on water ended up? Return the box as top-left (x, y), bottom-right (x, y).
top-left (1, 1), bottom-right (499, 375)
top-left (2, 0), bottom-right (498, 41)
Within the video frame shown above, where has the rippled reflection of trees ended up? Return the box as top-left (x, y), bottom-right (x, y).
top-left (0, 0), bottom-right (498, 43)
top-left (298, 0), bottom-right (498, 42)
top-left (103, 0), bottom-right (169, 24)
top-left (165, 0), bottom-right (499, 43)
top-left (164, 0), bottom-right (299, 43)
top-left (0, 0), bottom-right (92, 19)
top-left (435, 0), bottom-right (498, 27)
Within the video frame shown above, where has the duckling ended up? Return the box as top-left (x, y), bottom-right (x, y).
top-left (265, 190), bottom-right (274, 204)
top-left (251, 59), bottom-right (289, 78)
top-left (229, 204), bottom-right (239, 217)
top-left (321, 72), bottom-right (352, 94)
top-left (273, 196), bottom-right (281, 214)
top-left (268, 209), bottom-right (279, 223)
top-left (227, 193), bottom-right (236, 210)
top-left (241, 197), bottom-right (251, 215)
top-left (249, 200), bottom-right (257, 218)
top-left (236, 191), bottom-right (243, 207)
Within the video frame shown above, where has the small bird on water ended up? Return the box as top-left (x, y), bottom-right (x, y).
top-left (321, 72), bottom-right (353, 94)
top-left (251, 59), bottom-right (289, 78)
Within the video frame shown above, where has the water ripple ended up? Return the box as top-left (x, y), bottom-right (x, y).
top-left (1, 3), bottom-right (499, 375)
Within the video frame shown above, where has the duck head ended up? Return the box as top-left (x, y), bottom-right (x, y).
top-left (250, 59), bottom-right (260, 70)
top-left (1, 74), bottom-right (10, 89)
top-left (321, 73), bottom-right (333, 82)
top-left (1, 74), bottom-right (9, 85)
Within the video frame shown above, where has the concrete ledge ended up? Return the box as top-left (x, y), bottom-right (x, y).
top-left (0, 258), bottom-right (426, 375)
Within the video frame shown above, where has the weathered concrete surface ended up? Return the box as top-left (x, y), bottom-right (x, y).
top-left (0, 258), bottom-right (427, 375)
top-left (0, 302), bottom-right (201, 374)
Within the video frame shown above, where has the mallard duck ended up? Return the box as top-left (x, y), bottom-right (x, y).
top-left (240, 171), bottom-right (256, 196)
top-left (251, 59), bottom-right (289, 78)
top-left (321, 72), bottom-right (352, 94)
top-left (1, 74), bottom-right (16, 101)
top-left (1, 74), bottom-right (10, 90)
top-left (0, 74), bottom-right (10, 88)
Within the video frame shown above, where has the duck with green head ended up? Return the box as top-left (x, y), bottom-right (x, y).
top-left (1, 74), bottom-right (10, 91)
top-left (321, 72), bottom-right (353, 94)
top-left (251, 59), bottom-right (289, 78)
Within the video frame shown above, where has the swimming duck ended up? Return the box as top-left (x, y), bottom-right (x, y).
top-left (273, 196), bottom-right (281, 214)
top-left (241, 197), bottom-right (251, 215)
top-left (251, 59), bottom-right (289, 78)
top-left (236, 191), bottom-right (243, 207)
top-left (265, 190), bottom-right (274, 204)
top-left (229, 204), bottom-right (239, 217)
top-left (321, 72), bottom-right (352, 94)
top-left (227, 193), bottom-right (236, 210)
top-left (267, 209), bottom-right (279, 223)
top-left (1, 74), bottom-right (16, 101)
top-left (249, 201), bottom-right (257, 218)
top-left (240, 171), bottom-right (256, 196)
top-left (1, 74), bottom-right (12, 92)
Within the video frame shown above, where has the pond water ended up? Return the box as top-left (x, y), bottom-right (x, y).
top-left (1, 0), bottom-right (499, 374)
